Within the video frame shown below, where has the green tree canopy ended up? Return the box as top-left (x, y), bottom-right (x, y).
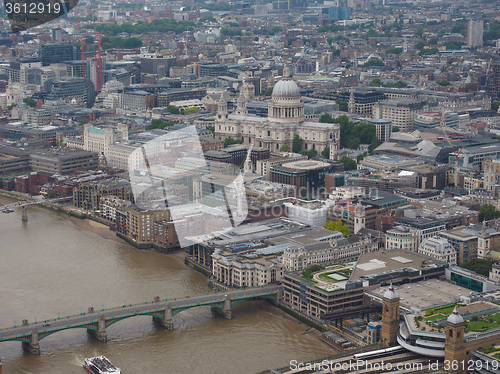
top-left (340, 156), bottom-right (357, 171)
top-left (336, 100), bottom-right (348, 112)
top-left (292, 134), bottom-right (303, 153)
top-left (183, 107), bottom-right (199, 115)
top-left (302, 264), bottom-right (326, 280)
top-left (92, 19), bottom-right (195, 36)
top-left (280, 144), bottom-right (289, 152)
top-left (264, 87), bottom-right (273, 96)
top-left (301, 149), bottom-right (317, 159)
top-left (321, 147), bottom-right (330, 159)
top-left (492, 101), bottom-right (500, 111)
top-left (23, 97), bottom-right (36, 107)
top-left (223, 137), bottom-right (243, 148)
top-left (460, 259), bottom-right (493, 277)
top-left (479, 204), bottom-right (500, 221)
top-left (166, 105), bottom-right (179, 114)
top-left (151, 119), bottom-right (175, 129)
top-left (437, 80), bottom-right (451, 86)
top-left (364, 59), bottom-right (384, 67)
top-left (324, 220), bottom-right (351, 237)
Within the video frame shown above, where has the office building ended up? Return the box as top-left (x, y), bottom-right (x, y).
top-left (467, 20), bottom-right (483, 47)
top-left (39, 44), bottom-right (81, 66)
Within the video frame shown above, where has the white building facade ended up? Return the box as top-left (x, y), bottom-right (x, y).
top-left (214, 65), bottom-right (340, 160)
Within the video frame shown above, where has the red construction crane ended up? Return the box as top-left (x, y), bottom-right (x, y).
top-left (94, 28), bottom-right (102, 94)
top-left (59, 24), bottom-right (64, 43)
top-left (80, 29), bottom-right (86, 78)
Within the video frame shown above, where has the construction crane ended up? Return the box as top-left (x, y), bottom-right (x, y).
top-left (243, 142), bottom-right (254, 174)
top-left (80, 29), bottom-right (86, 78)
top-left (59, 24), bottom-right (64, 43)
top-left (94, 28), bottom-right (102, 94)
top-left (140, 145), bottom-right (167, 207)
top-left (439, 106), bottom-right (464, 187)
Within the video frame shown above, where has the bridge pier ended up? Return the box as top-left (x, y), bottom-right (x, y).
top-left (152, 307), bottom-right (174, 330)
top-left (22, 331), bottom-right (40, 355)
top-left (212, 297), bottom-right (232, 319)
top-left (87, 315), bottom-right (107, 343)
top-left (21, 206), bottom-right (28, 222)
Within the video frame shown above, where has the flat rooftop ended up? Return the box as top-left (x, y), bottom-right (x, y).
top-left (350, 250), bottom-right (445, 284)
top-left (281, 160), bottom-right (332, 170)
top-left (367, 278), bottom-right (467, 312)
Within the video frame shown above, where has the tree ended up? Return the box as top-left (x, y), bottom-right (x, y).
top-left (166, 105), bottom-right (179, 114)
top-left (479, 204), bottom-right (500, 221)
top-left (492, 101), bottom-right (499, 111)
top-left (364, 59), bottom-right (384, 67)
top-left (415, 41), bottom-right (426, 50)
top-left (301, 149), bottom-right (317, 159)
top-left (336, 100), bottom-right (348, 112)
top-left (292, 134), bottom-right (303, 153)
top-left (340, 156), bottom-right (357, 171)
top-left (321, 147), bottom-right (330, 159)
top-left (384, 81), bottom-right (407, 88)
top-left (392, 126), bottom-right (400, 132)
top-left (23, 97), bottom-right (36, 107)
top-left (369, 138), bottom-right (383, 153)
top-left (460, 259), bottom-right (493, 277)
top-left (302, 264), bottom-right (326, 280)
top-left (151, 119), bottom-right (175, 129)
top-left (386, 47), bottom-right (403, 55)
top-left (319, 113), bottom-right (334, 123)
top-left (437, 80), bottom-right (451, 86)
top-left (348, 137), bottom-right (361, 149)
top-left (183, 107), bottom-right (199, 115)
top-left (369, 78), bottom-right (382, 87)
top-left (324, 220), bottom-right (351, 237)
top-left (7, 104), bottom-right (16, 110)
top-left (280, 144), bottom-right (289, 152)
top-left (223, 137), bottom-right (243, 148)
top-left (419, 48), bottom-right (439, 56)
top-left (78, 119), bottom-right (88, 125)
top-left (264, 87), bottom-right (273, 96)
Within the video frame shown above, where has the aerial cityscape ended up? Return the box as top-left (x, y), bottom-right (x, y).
top-left (0, 0), bottom-right (500, 372)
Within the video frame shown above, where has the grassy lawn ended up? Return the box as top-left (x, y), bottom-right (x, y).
top-left (317, 271), bottom-right (348, 282)
top-left (425, 304), bottom-right (457, 317)
top-left (466, 320), bottom-right (500, 332)
top-left (301, 276), bottom-right (317, 283)
top-left (494, 353), bottom-right (500, 360)
top-left (425, 313), bottom-right (447, 322)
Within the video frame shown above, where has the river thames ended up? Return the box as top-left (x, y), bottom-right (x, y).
top-left (0, 196), bottom-right (333, 374)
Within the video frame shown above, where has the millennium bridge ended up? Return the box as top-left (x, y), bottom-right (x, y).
top-left (0, 196), bottom-right (72, 221)
top-left (0, 285), bottom-right (281, 354)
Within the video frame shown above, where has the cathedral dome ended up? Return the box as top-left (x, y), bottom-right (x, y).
top-left (272, 79), bottom-right (300, 98)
